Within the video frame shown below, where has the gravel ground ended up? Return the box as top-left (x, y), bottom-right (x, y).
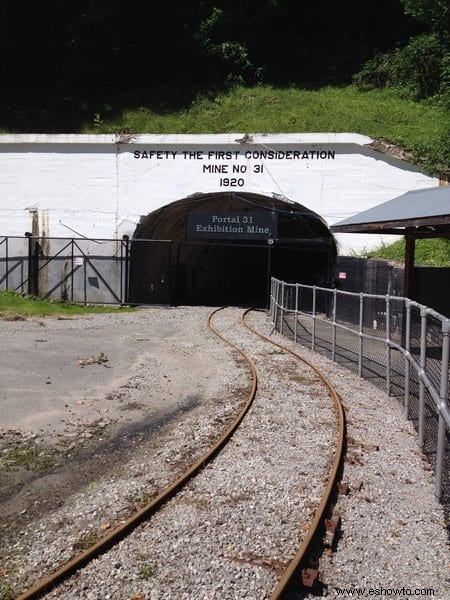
top-left (0, 306), bottom-right (448, 600)
top-left (258, 316), bottom-right (449, 599)
top-left (1, 307), bottom-right (248, 597)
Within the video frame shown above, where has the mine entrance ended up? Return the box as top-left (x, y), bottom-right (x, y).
top-left (128, 192), bottom-right (336, 306)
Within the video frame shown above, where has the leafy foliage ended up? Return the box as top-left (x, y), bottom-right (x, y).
top-left (355, 0), bottom-right (449, 100)
top-left (354, 34), bottom-right (448, 100)
top-left (0, 1), bottom-right (412, 114)
top-left (364, 238), bottom-right (450, 267)
top-left (401, 0), bottom-right (449, 39)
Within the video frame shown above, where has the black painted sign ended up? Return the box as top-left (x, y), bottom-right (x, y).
top-left (187, 211), bottom-right (278, 240)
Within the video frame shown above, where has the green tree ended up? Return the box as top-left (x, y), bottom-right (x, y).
top-left (355, 0), bottom-right (449, 100)
top-left (402, 0), bottom-right (449, 40)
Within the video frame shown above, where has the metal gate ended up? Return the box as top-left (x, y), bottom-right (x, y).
top-left (0, 236), bottom-right (130, 305)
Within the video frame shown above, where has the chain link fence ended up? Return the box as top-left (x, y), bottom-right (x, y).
top-left (270, 278), bottom-right (450, 513)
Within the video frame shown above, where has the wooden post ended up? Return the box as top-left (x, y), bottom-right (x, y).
top-left (403, 228), bottom-right (415, 300)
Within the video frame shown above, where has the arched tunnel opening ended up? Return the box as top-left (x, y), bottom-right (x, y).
top-left (128, 192), bottom-right (336, 306)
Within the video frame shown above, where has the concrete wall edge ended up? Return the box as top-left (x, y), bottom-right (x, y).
top-left (0, 132), bottom-right (373, 146)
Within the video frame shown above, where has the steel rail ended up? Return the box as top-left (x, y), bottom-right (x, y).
top-left (242, 309), bottom-right (346, 599)
top-left (16, 307), bottom-right (344, 599)
top-left (16, 307), bottom-right (258, 600)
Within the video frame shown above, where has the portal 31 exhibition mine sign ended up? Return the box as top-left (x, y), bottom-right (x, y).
top-left (187, 210), bottom-right (278, 240)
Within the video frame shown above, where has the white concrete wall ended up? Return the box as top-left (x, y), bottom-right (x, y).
top-left (0, 133), bottom-right (439, 254)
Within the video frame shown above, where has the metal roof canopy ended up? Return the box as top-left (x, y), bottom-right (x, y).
top-left (330, 186), bottom-right (450, 299)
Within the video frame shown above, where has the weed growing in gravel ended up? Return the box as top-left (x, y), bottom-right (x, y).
top-left (138, 563), bottom-right (157, 579)
top-left (0, 579), bottom-right (15, 600)
top-left (73, 531), bottom-right (99, 551)
top-left (4, 445), bottom-right (55, 473)
top-left (126, 490), bottom-right (151, 507)
top-left (289, 373), bottom-right (316, 384)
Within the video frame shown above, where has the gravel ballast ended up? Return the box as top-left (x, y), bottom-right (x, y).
top-left (0, 306), bottom-right (448, 599)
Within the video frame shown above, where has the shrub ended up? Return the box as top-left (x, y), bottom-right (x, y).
top-left (354, 34), bottom-right (445, 100)
top-left (353, 53), bottom-right (394, 90)
top-left (390, 34), bottom-right (444, 98)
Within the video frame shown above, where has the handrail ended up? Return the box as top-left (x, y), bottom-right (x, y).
top-left (270, 277), bottom-right (450, 502)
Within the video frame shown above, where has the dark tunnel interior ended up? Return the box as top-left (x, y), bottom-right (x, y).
top-left (127, 192), bottom-right (336, 306)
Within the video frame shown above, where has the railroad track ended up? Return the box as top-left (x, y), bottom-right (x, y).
top-left (16, 306), bottom-right (345, 599)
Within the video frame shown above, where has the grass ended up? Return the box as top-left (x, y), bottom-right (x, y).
top-left (362, 238), bottom-right (450, 267)
top-left (0, 291), bottom-right (135, 318)
top-left (78, 85), bottom-right (449, 173)
top-left (1, 85), bottom-right (448, 171)
top-left (4, 445), bottom-right (56, 473)
top-left (290, 373), bottom-right (315, 384)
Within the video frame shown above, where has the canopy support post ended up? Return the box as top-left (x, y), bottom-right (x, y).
top-left (403, 228), bottom-right (415, 300)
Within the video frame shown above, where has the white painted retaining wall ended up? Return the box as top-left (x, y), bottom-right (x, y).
top-left (0, 133), bottom-right (439, 254)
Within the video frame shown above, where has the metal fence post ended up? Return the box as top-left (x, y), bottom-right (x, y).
top-left (312, 286), bottom-right (316, 351)
top-left (386, 294), bottom-right (391, 395)
top-left (358, 293), bottom-right (364, 377)
top-left (122, 235), bottom-right (130, 304)
top-left (5, 237), bottom-right (9, 290)
top-left (83, 257), bottom-right (87, 305)
top-left (294, 283), bottom-right (299, 343)
top-left (404, 300), bottom-right (412, 418)
top-left (280, 281), bottom-right (285, 335)
top-left (273, 279), bottom-right (279, 327)
top-left (418, 307), bottom-right (428, 448)
top-left (435, 319), bottom-right (450, 500)
top-left (269, 278), bottom-right (273, 320)
top-left (25, 232), bottom-right (39, 297)
top-left (273, 280), bottom-right (280, 327)
top-left (332, 288), bottom-right (337, 362)
top-left (70, 239), bottom-right (74, 302)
